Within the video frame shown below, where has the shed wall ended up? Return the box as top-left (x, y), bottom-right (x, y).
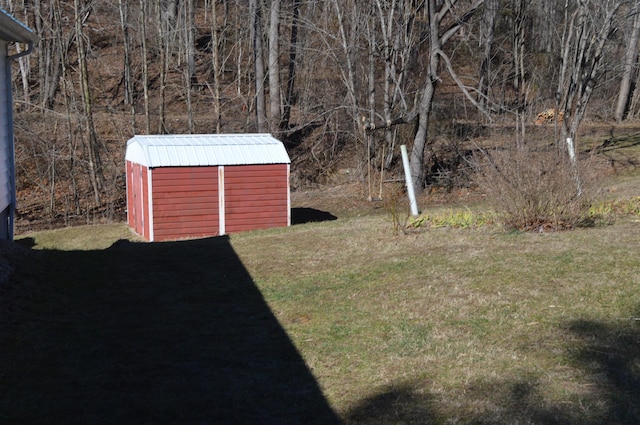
top-left (151, 166), bottom-right (219, 241)
top-left (224, 164), bottom-right (289, 233)
top-left (126, 161), bottom-right (150, 240)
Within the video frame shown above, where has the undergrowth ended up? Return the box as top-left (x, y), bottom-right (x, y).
top-left (408, 209), bottom-right (496, 229)
top-left (406, 197), bottom-right (640, 231)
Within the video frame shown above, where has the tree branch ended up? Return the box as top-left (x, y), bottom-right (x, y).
top-left (435, 48), bottom-right (493, 122)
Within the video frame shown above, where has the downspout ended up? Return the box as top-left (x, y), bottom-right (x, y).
top-left (7, 40), bottom-right (33, 60)
top-left (5, 40), bottom-right (34, 240)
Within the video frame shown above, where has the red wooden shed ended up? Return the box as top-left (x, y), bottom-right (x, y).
top-left (125, 133), bottom-right (291, 241)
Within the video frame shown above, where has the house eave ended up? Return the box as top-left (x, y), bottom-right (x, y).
top-left (0, 8), bottom-right (38, 45)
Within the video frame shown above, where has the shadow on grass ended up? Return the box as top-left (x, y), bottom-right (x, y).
top-left (344, 317), bottom-right (640, 425)
top-left (0, 237), bottom-right (340, 425)
top-left (291, 207), bottom-right (338, 225)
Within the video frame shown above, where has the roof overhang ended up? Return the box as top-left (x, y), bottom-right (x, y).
top-left (0, 8), bottom-right (38, 58)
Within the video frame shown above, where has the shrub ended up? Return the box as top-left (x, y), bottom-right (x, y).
top-left (473, 146), bottom-right (594, 231)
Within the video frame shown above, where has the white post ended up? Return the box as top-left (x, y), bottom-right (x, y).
top-left (566, 137), bottom-right (582, 196)
top-left (400, 145), bottom-right (419, 216)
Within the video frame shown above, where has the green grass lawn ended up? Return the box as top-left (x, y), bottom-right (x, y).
top-left (4, 205), bottom-right (640, 423)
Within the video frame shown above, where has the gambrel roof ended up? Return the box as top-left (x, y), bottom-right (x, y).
top-left (126, 134), bottom-right (291, 168)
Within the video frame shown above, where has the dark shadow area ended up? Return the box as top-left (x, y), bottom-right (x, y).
top-left (564, 318), bottom-right (640, 424)
top-left (291, 207), bottom-right (338, 225)
top-left (344, 382), bottom-right (440, 425)
top-left (0, 237), bottom-right (341, 424)
top-left (13, 236), bottom-right (35, 248)
top-left (343, 314), bottom-right (640, 425)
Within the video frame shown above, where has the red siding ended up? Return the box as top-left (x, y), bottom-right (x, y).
top-left (126, 161), bottom-right (134, 227)
top-left (151, 167), bottom-right (219, 241)
top-left (141, 165), bottom-right (150, 240)
top-left (126, 161), bottom-right (148, 239)
top-left (224, 164), bottom-right (289, 233)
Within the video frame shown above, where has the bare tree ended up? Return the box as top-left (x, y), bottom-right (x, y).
top-left (331, 0), bottom-right (366, 136)
top-left (512, 0), bottom-right (527, 146)
top-left (281, 0), bottom-right (300, 132)
top-left (409, 0), bottom-right (485, 190)
top-left (210, 0), bottom-right (223, 133)
top-left (184, 0), bottom-right (196, 133)
top-left (250, 0), bottom-right (267, 131)
top-left (74, 0), bottom-right (104, 202)
top-left (118, 0), bottom-right (136, 131)
top-left (155, 1), bottom-right (169, 134)
top-left (557, 0), bottom-right (624, 143)
top-left (268, 0), bottom-right (281, 133)
top-left (139, 0), bottom-right (150, 134)
top-left (478, 0), bottom-right (498, 110)
top-left (615, 0), bottom-right (640, 122)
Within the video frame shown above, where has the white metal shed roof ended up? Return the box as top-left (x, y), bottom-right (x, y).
top-left (125, 133), bottom-right (290, 167)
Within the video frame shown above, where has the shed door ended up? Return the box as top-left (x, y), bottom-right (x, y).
top-left (151, 167), bottom-right (219, 241)
top-left (224, 164), bottom-right (288, 233)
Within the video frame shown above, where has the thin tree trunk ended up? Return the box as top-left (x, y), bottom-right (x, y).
top-left (281, 0), bottom-right (300, 131)
top-left (185, 0), bottom-right (195, 133)
top-left (74, 0), bottom-right (103, 203)
top-left (211, 0), bottom-right (222, 132)
top-left (409, 0), bottom-right (484, 191)
top-left (332, 0), bottom-right (362, 138)
top-left (53, 0), bottom-right (80, 214)
top-left (367, 18), bottom-right (376, 157)
top-left (513, 0), bottom-right (527, 147)
top-left (119, 0), bottom-right (136, 131)
top-left (268, 0), bottom-right (281, 133)
top-left (139, 0), bottom-right (150, 134)
top-left (478, 0), bottom-right (497, 109)
top-left (156, 2), bottom-right (168, 134)
top-left (250, 0), bottom-right (267, 132)
top-left (615, 0), bottom-right (640, 122)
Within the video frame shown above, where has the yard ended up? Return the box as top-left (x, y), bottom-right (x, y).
top-left (2, 192), bottom-right (640, 424)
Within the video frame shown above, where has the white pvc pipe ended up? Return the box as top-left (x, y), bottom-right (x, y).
top-left (400, 145), bottom-right (419, 216)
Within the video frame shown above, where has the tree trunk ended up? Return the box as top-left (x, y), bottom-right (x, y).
top-left (74, 0), bottom-right (103, 203)
top-left (409, 0), bottom-right (484, 191)
top-left (478, 0), bottom-right (497, 109)
top-left (139, 0), bottom-right (150, 134)
top-left (332, 0), bottom-right (362, 135)
top-left (250, 0), bottom-right (267, 132)
top-left (268, 0), bottom-right (281, 133)
top-left (119, 0), bottom-right (136, 131)
top-left (156, 2), bottom-right (168, 134)
top-left (512, 0), bottom-right (527, 146)
top-left (53, 0), bottom-right (80, 214)
top-left (281, 0), bottom-right (300, 131)
top-left (615, 0), bottom-right (640, 122)
top-left (558, 0), bottom-right (623, 143)
top-left (211, 0), bottom-right (222, 132)
top-left (185, 0), bottom-right (195, 133)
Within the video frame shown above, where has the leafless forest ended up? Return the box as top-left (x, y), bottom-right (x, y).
top-left (3, 0), bottom-right (639, 228)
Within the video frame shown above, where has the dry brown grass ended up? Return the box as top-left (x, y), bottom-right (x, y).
top-left (4, 187), bottom-right (640, 424)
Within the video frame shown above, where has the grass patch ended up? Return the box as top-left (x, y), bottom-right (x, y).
top-left (409, 208), bottom-right (496, 229)
top-left (4, 215), bottom-right (640, 424)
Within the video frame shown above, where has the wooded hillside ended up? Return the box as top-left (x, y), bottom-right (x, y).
top-left (3, 0), bottom-right (638, 229)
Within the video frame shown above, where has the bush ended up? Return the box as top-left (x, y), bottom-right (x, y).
top-left (473, 146), bottom-right (594, 231)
